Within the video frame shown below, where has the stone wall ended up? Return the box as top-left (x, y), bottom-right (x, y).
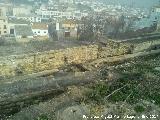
top-left (98, 40), bottom-right (132, 58)
top-left (98, 39), bottom-right (160, 58)
top-left (133, 40), bottom-right (160, 53)
top-left (0, 45), bottom-right (98, 77)
top-left (1, 38), bottom-right (160, 77)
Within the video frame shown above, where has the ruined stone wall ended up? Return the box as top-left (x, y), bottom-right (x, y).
top-left (98, 40), bottom-right (132, 58)
top-left (133, 40), bottom-right (160, 53)
top-left (0, 45), bottom-right (98, 77)
top-left (98, 39), bottom-right (160, 58)
top-left (1, 38), bottom-right (160, 77)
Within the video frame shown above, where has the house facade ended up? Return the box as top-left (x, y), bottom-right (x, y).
top-left (16, 15), bottom-right (42, 23)
top-left (35, 9), bottom-right (88, 20)
top-left (0, 8), bottom-right (9, 36)
top-left (31, 23), bottom-right (49, 38)
top-left (57, 19), bottom-right (79, 38)
top-left (0, 17), bottom-right (9, 36)
top-left (8, 18), bottom-right (30, 35)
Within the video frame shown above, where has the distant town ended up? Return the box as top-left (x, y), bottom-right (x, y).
top-left (0, 0), bottom-right (160, 42)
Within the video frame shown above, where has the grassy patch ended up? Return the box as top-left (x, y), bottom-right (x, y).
top-left (85, 54), bottom-right (160, 108)
top-left (35, 114), bottom-right (49, 120)
top-left (134, 105), bottom-right (145, 113)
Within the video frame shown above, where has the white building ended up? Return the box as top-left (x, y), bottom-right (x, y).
top-left (59, 0), bottom-right (74, 4)
top-left (0, 8), bottom-right (9, 36)
top-left (13, 5), bottom-right (32, 16)
top-left (31, 23), bottom-right (48, 37)
top-left (16, 14), bottom-right (42, 23)
top-left (35, 9), bottom-right (88, 20)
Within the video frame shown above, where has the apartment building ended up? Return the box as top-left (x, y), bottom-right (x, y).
top-left (0, 8), bottom-right (8, 36)
top-left (35, 9), bottom-right (88, 20)
top-left (16, 14), bottom-right (42, 23)
top-left (13, 6), bottom-right (32, 16)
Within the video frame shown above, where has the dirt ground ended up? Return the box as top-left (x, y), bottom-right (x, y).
top-left (0, 39), bottom-right (90, 57)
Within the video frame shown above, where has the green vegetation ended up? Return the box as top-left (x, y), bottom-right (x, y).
top-left (35, 114), bottom-right (49, 120)
top-left (85, 54), bottom-right (160, 108)
top-left (134, 105), bottom-right (145, 113)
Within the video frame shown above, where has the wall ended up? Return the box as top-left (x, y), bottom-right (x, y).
top-left (0, 44), bottom-right (98, 77)
top-left (98, 39), bottom-right (160, 58)
top-left (133, 40), bottom-right (160, 53)
top-left (1, 38), bottom-right (160, 77)
top-left (0, 17), bottom-right (9, 35)
top-left (98, 40), bottom-right (132, 58)
top-left (32, 29), bottom-right (48, 36)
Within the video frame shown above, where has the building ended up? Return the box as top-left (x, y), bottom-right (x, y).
top-left (152, 6), bottom-right (160, 31)
top-left (61, 19), bottom-right (78, 29)
top-left (31, 23), bottom-right (48, 37)
top-left (0, 17), bottom-right (8, 36)
top-left (0, 7), bottom-right (6, 16)
top-left (13, 6), bottom-right (32, 16)
top-left (16, 14), bottom-right (42, 23)
top-left (153, 6), bottom-right (160, 13)
top-left (14, 25), bottom-right (33, 39)
top-left (0, 8), bottom-right (9, 36)
top-left (59, 0), bottom-right (74, 4)
top-left (35, 9), bottom-right (88, 20)
top-left (57, 19), bottom-right (78, 38)
top-left (0, 3), bottom-right (12, 16)
top-left (8, 18), bottom-right (30, 35)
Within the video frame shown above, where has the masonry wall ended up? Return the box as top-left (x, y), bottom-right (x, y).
top-left (98, 39), bottom-right (160, 58)
top-left (98, 40), bottom-right (132, 58)
top-left (133, 40), bottom-right (160, 53)
top-left (0, 45), bottom-right (98, 77)
top-left (1, 38), bottom-right (160, 77)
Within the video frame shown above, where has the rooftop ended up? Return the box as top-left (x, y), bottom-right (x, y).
top-left (61, 19), bottom-right (79, 24)
top-left (15, 25), bottom-right (33, 36)
top-left (8, 18), bottom-right (30, 25)
top-left (32, 23), bottom-right (48, 30)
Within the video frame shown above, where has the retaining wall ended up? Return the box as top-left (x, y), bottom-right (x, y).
top-left (0, 45), bottom-right (98, 77)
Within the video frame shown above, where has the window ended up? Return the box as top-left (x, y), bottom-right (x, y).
top-left (10, 29), bottom-right (14, 34)
top-left (44, 31), bottom-right (46, 33)
top-left (4, 25), bottom-right (6, 29)
top-left (38, 31), bottom-right (40, 33)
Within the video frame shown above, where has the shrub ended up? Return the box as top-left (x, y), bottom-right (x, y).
top-left (35, 114), bottom-right (49, 120)
top-left (0, 37), bottom-right (6, 45)
top-left (22, 35), bottom-right (27, 38)
top-left (134, 105), bottom-right (145, 113)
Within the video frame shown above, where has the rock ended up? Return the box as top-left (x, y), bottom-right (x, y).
top-left (56, 105), bottom-right (89, 120)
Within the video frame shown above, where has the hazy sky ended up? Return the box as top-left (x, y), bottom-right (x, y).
top-left (103, 0), bottom-right (159, 8)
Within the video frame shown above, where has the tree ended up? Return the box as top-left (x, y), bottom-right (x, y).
top-left (48, 23), bottom-right (58, 41)
top-left (79, 17), bottom-right (95, 41)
